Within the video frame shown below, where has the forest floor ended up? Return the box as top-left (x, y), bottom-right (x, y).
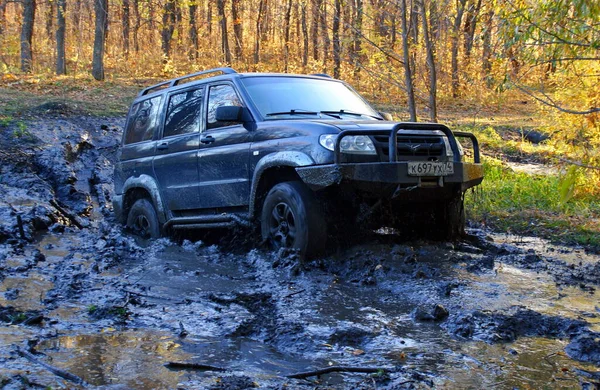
top-left (0, 82), bottom-right (599, 389)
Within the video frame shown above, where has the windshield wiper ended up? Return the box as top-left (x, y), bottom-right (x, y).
top-left (265, 109), bottom-right (319, 117)
top-left (320, 110), bottom-right (382, 120)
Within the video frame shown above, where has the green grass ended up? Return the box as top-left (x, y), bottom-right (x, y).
top-left (465, 158), bottom-right (600, 249)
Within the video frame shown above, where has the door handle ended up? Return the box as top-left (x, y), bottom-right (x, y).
top-left (157, 142), bottom-right (169, 150)
top-left (201, 135), bottom-right (215, 144)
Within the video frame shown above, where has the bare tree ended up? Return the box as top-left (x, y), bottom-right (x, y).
top-left (463, 0), bottom-right (481, 62)
top-left (399, 0), bottom-right (416, 121)
top-left (332, 0), bottom-right (341, 78)
top-left (481, 8), bottom-right (493, 85)
top-left (20, 0), bottom-right (36, 72)
top-left (301, 1), bottom-right (308, 68)
top-left (56, 0), bottom-right (66, 74)
top-left (231, 0), bottom-right (242, 59)
top-left (319, 0), bottom-right (330, 66)
top-left (352, 0), bottom-right (363, 78)
top-left (311, 0), bottom-right (321, 61)
top-left (161, 0), bottom-right (176, 60)
top-left (451, 0), bottom-right (466, 98)
top-left (189, 2), bottom-right (198, 59)
top-left (420, 0), bottom-right (437, 122)
top-left (91, 0), bottom-right (108, 80)
top-left (133, 0), bottom-right (140, 52)
top-left (122, 0), bottom-right (130, 56)
top-left (216, 0), bottom-right (231, 63)
top-left (0, 0), bottom-right (8, 36)
top-left (283, 0), bottom-right (292, 72)
top-left (254, 0), bottom-right (266, 64)
top-left (45, 0), bottom-right (54, 39)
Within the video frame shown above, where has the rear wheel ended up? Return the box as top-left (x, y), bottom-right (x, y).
top-left (126, 198), bottom-right (161, 239)
top-left (261, 181), bottom-right (327, 258)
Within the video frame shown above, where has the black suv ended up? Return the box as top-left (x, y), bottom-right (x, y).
top-left (113, 68), bottom-right (483, 257)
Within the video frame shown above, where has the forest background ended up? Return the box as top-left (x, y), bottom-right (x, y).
top-left (0, 0), bottom-right (599, 248)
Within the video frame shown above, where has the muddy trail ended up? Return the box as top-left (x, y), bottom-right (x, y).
top-left (1, 110), bottom-right (599, 389)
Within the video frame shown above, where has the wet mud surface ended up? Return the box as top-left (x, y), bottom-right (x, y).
top-left (1, 111), bottom-right (599, 389)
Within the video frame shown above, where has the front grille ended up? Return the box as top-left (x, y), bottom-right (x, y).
top-left (373, 135), bottom-right (445, 158)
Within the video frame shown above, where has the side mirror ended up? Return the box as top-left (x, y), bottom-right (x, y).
top-left (215, 106), bottom-right (244, 122)
top-left (379, 112), bottom-right (393, 121)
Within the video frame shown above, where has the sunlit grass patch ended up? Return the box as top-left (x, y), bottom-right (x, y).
top-left (466, 158), bottom-right (600, 250)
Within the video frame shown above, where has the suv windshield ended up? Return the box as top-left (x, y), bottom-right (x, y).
top-left (240, 76), bottom-right (381, 120)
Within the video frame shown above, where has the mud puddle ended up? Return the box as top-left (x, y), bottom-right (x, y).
top-left (1, 112), bottom-right (599, 389)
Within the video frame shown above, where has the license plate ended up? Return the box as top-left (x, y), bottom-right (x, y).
top-left (407, 161), bottom-right (454, 176)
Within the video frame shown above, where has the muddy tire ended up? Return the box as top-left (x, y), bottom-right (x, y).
top-left (438, 191), bottom-right (465, 240)
top-left (261, 181), bottom-right (327, 258)
top-left (126, 198), bottom-right (161, 239)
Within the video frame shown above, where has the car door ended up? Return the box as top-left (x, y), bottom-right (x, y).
top-left (152, 86), bottom-right (204, 212)
top-left (196, 83), bottom-right (251, 209)
top-left (116, 95), bottom-right (163, 191)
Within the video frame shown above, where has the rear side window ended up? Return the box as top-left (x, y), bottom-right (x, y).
top-left (164, 87), bottom-right (204, 138)
top-left (124, 96), bottom-right (163, 145)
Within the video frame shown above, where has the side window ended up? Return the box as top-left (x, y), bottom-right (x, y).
top-left (206, 84), bottom-right (242, 130)
top-left (164, 87), bottom-right (203, 138)
top-left (124, 96), bottom-right (163, 145)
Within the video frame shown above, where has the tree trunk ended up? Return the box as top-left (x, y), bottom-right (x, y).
top-left (122, 0), bottom-right (130, 56)
top-left (0, 0), bottom-right (7, 36)
top-left (420, 0), bottom-right (437, 122)
top-left (408, 0), bottom-right (419, 77)
top-left (133, 0), bottom-right (140, 52)
top-left (45, 0), bottom-right (54, 39)
top-left (206, 0), bottom-right (212, 37)
top-left (283, 0), bottom-right (292, 72)
top-left (332, 0), bottom-right (341, 78)
top-left (70, 0), bottom-right (80, 35)
top-left (463, 0), bottom-right (481, 62)
top-left (91, 0), bottom-right (108, 80)
top-left (481, 8), bottom-right (493, 85)
top-left (400, 0), bottom-right (416, 121)
top-left (188, 3), bottom-right (198, 59)
top-left (161, 0), bottom-right (176, 60)
top-left (301, 2), bottom-right (308, 68)
top-left (319, 0), bottom-right (330, 67)
top-left (217, 0), bottom-right (231, 63)
top-left (352, 0), bottom-right (363, 78)
top-left (451, 0), bottom-right (466, 98)
top-left (55, 0), bottom-right (66, 74)
top-left (253, 0), bottom-right (265, 64)
top-left (20, 0), bottom-right (36, 73)
top-left (231, 0), bottom-right (242, 59)
top-left (311, 0), bottom-right (320, 61)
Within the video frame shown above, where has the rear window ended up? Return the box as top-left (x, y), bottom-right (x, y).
top-left (124, 96), bottom-right (163, 145)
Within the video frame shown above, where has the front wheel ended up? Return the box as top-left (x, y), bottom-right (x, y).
top-left (437, 190), bottom-right (465, 240)
top-left (126, 198), bottom-right (161, 239)
top-left (261, 181), bottom-right (327, 258)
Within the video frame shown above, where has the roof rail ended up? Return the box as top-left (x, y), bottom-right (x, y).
top-left (138, 67), bottom-right (237, 97)
top-left (310, 73), bottom-right (333, 78)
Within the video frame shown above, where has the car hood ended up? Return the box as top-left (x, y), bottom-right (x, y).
top-left (314, 120), bottom-right (446, 134)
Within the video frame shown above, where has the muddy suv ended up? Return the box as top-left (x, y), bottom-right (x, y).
top-left (113, 67), bottom-right (483, 257)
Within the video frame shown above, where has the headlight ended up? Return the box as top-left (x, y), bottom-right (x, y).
top-left (319, 134), bottom-right (377, 155)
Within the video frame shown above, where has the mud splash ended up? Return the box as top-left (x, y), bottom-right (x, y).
top-left (1, 112), bottom-right (599, 389)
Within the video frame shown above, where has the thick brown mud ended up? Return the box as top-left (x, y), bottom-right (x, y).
top-left (1, 111), bottom-right (599, 389)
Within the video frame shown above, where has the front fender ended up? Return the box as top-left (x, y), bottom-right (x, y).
top-left (121, 174), bottom-right (168, 223)
top-left (248, 151), bottom-right (316, 219)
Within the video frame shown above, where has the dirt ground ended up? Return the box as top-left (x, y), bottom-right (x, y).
top-left (0, 109), bottom-right (599, 389)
